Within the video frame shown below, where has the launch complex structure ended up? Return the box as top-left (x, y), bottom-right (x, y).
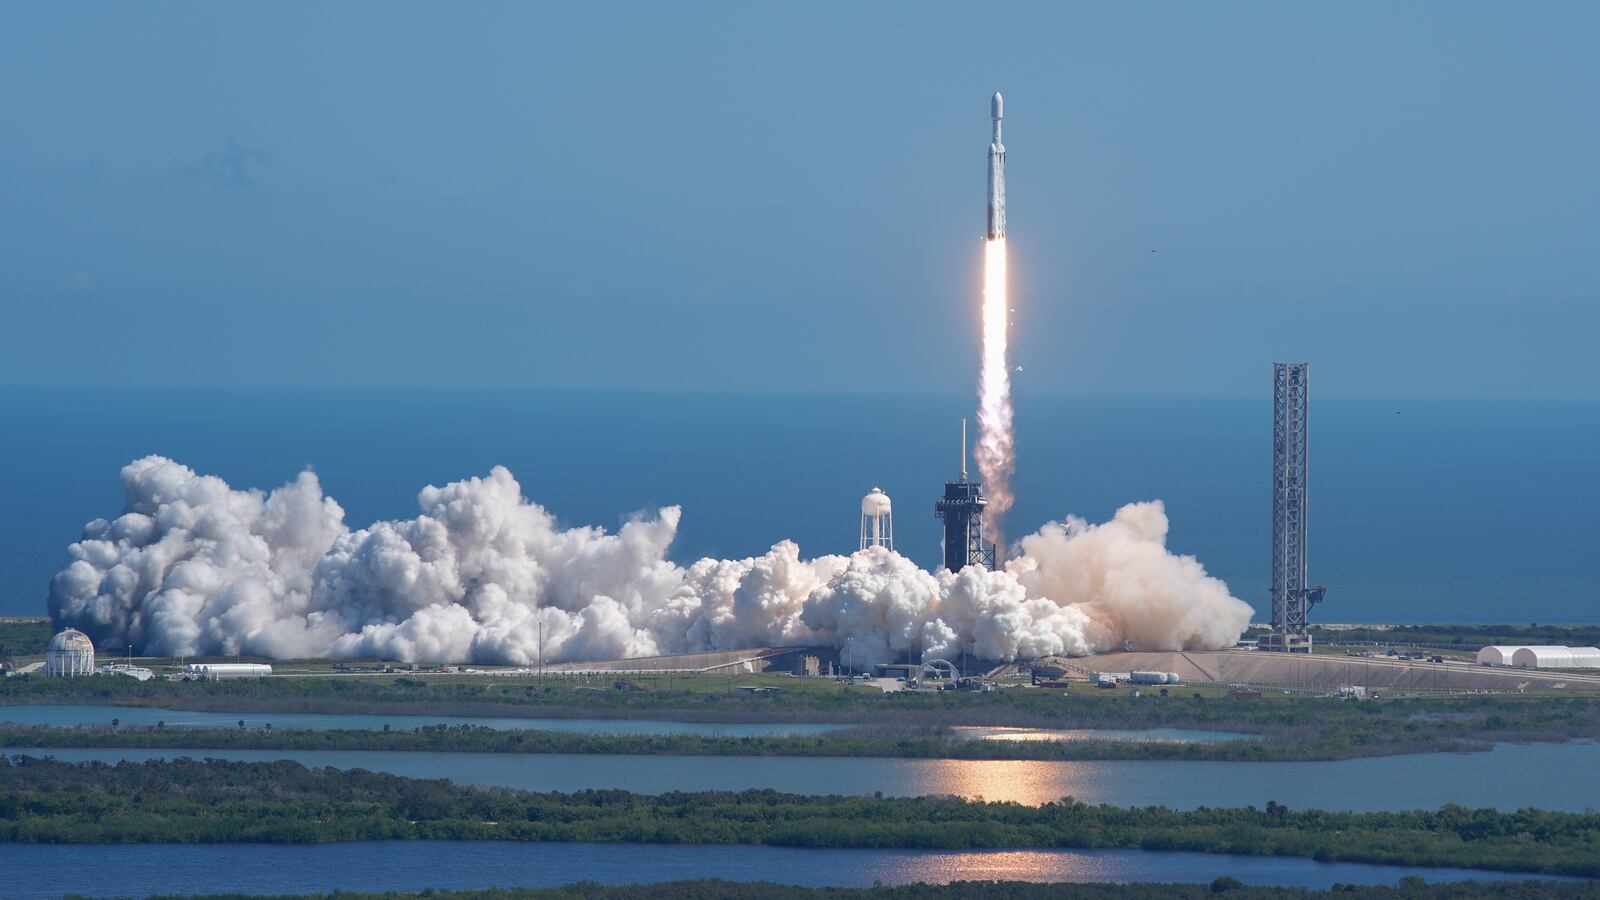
top-left (1262, 362), bottom-right (1327, 652)
top-left (936, 419), bottom-right (996, 571)
top-left (934, 93), bottom-right (1008, 573)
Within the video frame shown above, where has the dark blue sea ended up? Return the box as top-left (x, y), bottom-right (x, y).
top-left (2, 386), bottom-right (1595, 623)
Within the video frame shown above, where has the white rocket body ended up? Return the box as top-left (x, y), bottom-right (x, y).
top-left (987, 91), bottom-right (1006, 240)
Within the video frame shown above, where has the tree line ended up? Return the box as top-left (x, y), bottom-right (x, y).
top-left (5, 756), bottom-right (1600, 877)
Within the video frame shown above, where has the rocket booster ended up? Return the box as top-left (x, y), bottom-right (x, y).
top-left (987, 91), bottom-right (1006, 240)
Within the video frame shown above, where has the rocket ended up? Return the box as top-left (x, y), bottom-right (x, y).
top-left (987, 91), bottom-right (1006, 240)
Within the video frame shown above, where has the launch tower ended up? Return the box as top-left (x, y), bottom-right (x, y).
top-left (936, 420), bottom-right (996, 571)
top-left (1263, 362), bottom-right (1326, 653)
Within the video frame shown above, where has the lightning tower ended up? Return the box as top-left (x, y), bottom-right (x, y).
top-left (1264, 362), bottom-right (1326, 652)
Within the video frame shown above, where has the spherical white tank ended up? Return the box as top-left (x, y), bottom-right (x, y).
top-left (44, 628), bottom-right (95, 677)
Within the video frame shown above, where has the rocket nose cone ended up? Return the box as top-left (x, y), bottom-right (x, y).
top-left (991, 92), bottom-right (1003, 120)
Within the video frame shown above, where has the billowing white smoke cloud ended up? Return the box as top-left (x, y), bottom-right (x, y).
top-left (49, 457), bottom-right (1252, 668)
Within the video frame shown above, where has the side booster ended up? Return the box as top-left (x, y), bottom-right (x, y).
top-left (987, 91), bottom-right (1006, 240)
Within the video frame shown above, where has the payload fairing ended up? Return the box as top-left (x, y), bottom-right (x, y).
top-left (987, 91), bottom-right (1005, 240)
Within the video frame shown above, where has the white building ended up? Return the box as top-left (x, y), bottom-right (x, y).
top-left (184, 663), bottom-right (273, 681)
top-left (43, 629), bottom-right (95, 677)
top-left (1477, 645), bottom-right (1600, 669)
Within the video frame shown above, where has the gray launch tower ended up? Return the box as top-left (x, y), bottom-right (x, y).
top-left (1263, 362), bottom-right (1325, 653)
top-left (936, 420), bottom-right (997, 572)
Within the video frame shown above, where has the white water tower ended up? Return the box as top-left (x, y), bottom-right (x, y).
top-left (859, 487), bottom-right (893, 551)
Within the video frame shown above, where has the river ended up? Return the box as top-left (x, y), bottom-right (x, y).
top-left (11, 740), bottom-right (1600, 811)
top-left (0, 840), bottom-right (1572, 898)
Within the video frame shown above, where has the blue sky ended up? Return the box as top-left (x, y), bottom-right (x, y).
top-left (2, 2), bottom-right (1597, 397)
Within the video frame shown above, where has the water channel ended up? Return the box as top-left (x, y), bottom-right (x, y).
top-left (0, 840), bottom-right (1572, 899)
top-left (11, 740), bottom-right (1599, 811)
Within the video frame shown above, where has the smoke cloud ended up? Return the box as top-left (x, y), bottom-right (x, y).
top-left (49, 457), bottom-right (1253, 668)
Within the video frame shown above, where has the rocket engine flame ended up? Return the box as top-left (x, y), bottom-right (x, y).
top-left (977, 92), bottom-right (1014, 545)
top-left (976, 236), bottom-right (1014, 537)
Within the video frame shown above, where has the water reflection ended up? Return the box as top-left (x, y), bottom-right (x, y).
top-left (0, 840), bottom-right (1568, 900)
top-left (10, 742), bottom-right (1600, 812)
top-left (951, 726), bottom-right (1256, 743)
top-left (905, 758), bottom-right (1096, 805)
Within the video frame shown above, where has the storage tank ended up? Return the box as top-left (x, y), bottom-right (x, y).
top-left (859, 488), bottom-right (894, 551)
top-left (43, 629), bottom-right (95, 677)
top-left (186, 663), bottom-right (273, 681)
top-left (1129, 671), bottom-right (1168, 685)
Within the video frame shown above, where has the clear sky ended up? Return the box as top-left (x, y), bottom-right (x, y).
top-left (2, 2), bottom-right (1597, 397)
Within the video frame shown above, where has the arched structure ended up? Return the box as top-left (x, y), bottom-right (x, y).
top-left (916, 658), bottom-right (959, 687)
top-left (1476, 646), bottom-right (1518, 666)
top-left (1477, 645), bottom-right (1600, 669)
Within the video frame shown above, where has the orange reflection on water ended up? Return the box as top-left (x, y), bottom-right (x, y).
top-left (870, 849), bottom-right (1121, 884)
top-left (952, 726), bottom-right (1079, 743)
top-left (906, 758), bottom-right (1097, 806)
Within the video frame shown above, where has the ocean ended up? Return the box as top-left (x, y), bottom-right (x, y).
top-left (1, 386), bottom-right (1595, 624)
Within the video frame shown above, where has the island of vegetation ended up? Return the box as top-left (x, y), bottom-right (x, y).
top-left (3, 757), bottom-right (1598, 878)
top-left (0, 710), bottom-right (1580, 762)
top-left (6, 671), bottom-right (1600, 762)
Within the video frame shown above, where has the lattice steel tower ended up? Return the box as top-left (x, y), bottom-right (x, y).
top-left (1266, 363), bottom-right (1325, 652)
top-left (935, 419), bottom-right (996, 571)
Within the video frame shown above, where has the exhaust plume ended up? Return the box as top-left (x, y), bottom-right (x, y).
top-left (48, 457), bottom-right (1252, 668)
top-left (976, 237), bottom-right (1014, 537)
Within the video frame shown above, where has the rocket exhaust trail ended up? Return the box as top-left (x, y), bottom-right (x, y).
top-left (977, 92), bottom-right (1014, 540)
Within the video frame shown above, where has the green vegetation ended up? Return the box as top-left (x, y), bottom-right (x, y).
top-left (0, 711), bottom-right (1576, 761)
top-left (1294, 623), bottom-right (1600, 652)
top-left (5, 757), bottom-right (1600, 877)
top-left (0, 617), bottom-right (52, 663)
top-left (123, 881), bottom-right (1600, 900)
top-left (8, 674), bottom-right (1600, 760)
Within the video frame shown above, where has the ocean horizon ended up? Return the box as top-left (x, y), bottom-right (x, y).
top-left (2, 385), bottom-right (1595, 626)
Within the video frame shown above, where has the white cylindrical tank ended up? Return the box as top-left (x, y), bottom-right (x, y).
top-left (859, 487), bottom-right (894, 551)
top-left (1129, 671), bottom-right (1168, 685)
top-left (43, 629), bottom-right (95, 677)
top-left (187, 663), bottom-right (273, 681)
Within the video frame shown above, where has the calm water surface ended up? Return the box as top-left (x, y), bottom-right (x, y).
top-left (0, 840), bottom-right (1570, 898)
top-left (0, 704), bottom-right (846, 737)
top-left (951, 725), bottom-right (1257, 743)
top-left (13, 741), bottom-right (1600, 811)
